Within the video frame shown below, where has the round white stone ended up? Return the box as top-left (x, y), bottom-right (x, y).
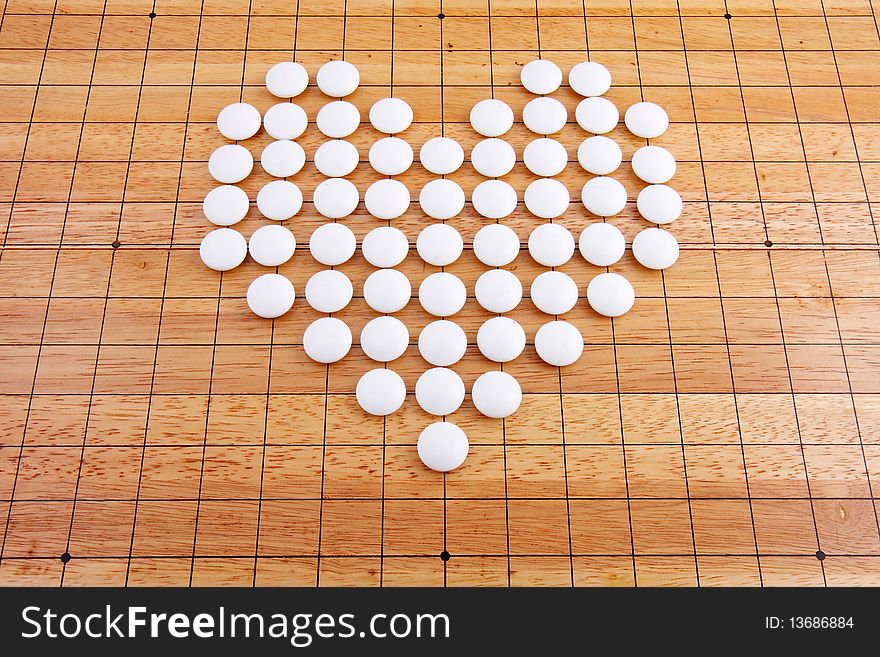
top-left (535, 321), bottom-right (584, 367)
top-left (362, 226), bottom-right (409, 268)
top-left (263, 102), bottom-right (307, 140)
top-left (471, 371), bottom-right (522, 419)
top-left (248, 224), bottom-right (296, 267)
top-left (368, 137), bottom-right (413, 176)
top-left (208, 144), bottom-right (253, 184)
top-left (313, 178), bottom-right (359, 219)
top-left (419, 137), bottom-right (464, 175)
top-left (256, 180), bottom-right (303, 220)
top-left (632, 227), bottom-right (679, 270)
top-left (314, 140), bottom-right (359, 178)
top-left (522, 97), bottom-right (567, 135)
top-left (415, 369), bottom-right (465, 416)
top-left (356, 368), bottom-right (406, 416)
top-left (419, 179), bottom-right (465, 220)
top-left (217, 102), bottom-right (261, 141)
top-left (418, 272), bottom-right (466, 317)
top-left (587, 272), bottom-right (635, 317)
top-left (369, 97), bottom-right (413, 134)
top-left (523, 178), bottom-right (569, 219)
top-left (577, 136), bottom-right (622, 175)
top-left (246, 273), bottom-right (295, 318)
top-left (363, 269), bottom-right (411, 313)
top-left (632, 145), bottom-right (676, 184)
top-left (473, 223), bottom-right (520, 267)
top-left (364, 179), bottom-right (410, 219)
top-left (418, 320), bottom-right (467, 367)
top-left (418, 422), bottom-right (469, 472)
top-left (303, 317), bottom-right (352, 364)
top-left (531, 271), bottom-right (579, 315)
top-left (470, 99), bottom-right (514, 137)
top-left (472, 179), bottom-right (517, 219)
top-left (528, 222), bottom-right (575, 267)
top-left (523, 138), bottom-right (568, 177)
top-left (200, 228), bottom-right (247, 271)
top-left (360, 316), bottom-right (409, 362)
top-left (625, 101), bottom-right (669, 138)
top-left (260, 140), bottom-right (306, 178)
top-left (581, 176), bottom-right (627, 217)
top-left (474, 269), bottom-right (522, 313)
top-left (471, 138), bottom-right (516, 177)
top-left (309, 222), bottom-right (356, 266)
top-left (305, 269), bottom-right (353, 313)
top-left (569, 61), bottom-right (612, 97)
top-left (203, 185), bottom-right (249, 226)
top-left (265, 61), bottom-right (308, 98)
top-left (521, 58), bottom-right (563, 95)
top-left (416, 223), bottom-right (462, 266)
top-left (578, 222), bottom-right (625, 267)
top-left (637, 184), bottom-right (682, 224)
top-left (316, 60), bottom-right (360, 97)
top-left (316, 100), bottom-right (360, 138)
top-left (476, 317), bottom-right (526, 363)
top-left (575, 96), bottom-right (619, 134)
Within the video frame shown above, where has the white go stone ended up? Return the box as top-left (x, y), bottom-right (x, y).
top-left (313, 178), bottom-right (359, 219)
top-left (471, 138), bottom-right (516, 177)
top-left (418, 272), bottom-right (466, 317)
top-left (248, 224), bottom-right (296, 267)
top-left (316, 60), bottom-right (359, 97)
top-left (200, 228), bottom-right (247, 271)
top-left (523, 138), bottom-right (568, 177)
top-left (523, 178), bottom-right (569, 219)
top-left (203, 185), bottom-right (249, 226)
top-left (577, 136), bottom-right (623, 175)
top-left (316, 100), bottom-right (360, 138)
top-left (471, 179), bottom-right (517, 219)
top-left (208, 144), bottom-right (253, 184)
top-left (625, 101), bottom-right (669, 138)
top-left (474, 269), bottom-right (522, 313)
top-left (578, 222), bottom-right (625, 267)
top-left (528, 222), bottom-right (575, 267)
top-left (637, 184), bottom-right (682, 224)
top-left (260, 140), bottom-right (306, 178)
top-left (356, 368), bottom-right (406, 416)
top-left (575, 97), bottom-right (619, 134)
top-left (632, 227), bottom-right (679, 270)
top-left (473, 223), bottom-right (520, 267)
top-left (581, 176), bottom-right (627, 217)
top-left (256, 180), bottom-right (303, 220)
top-left (363, 269), bottom-right (411, 313)
top-left (418, 422), bottom-right (469, 472)
top-left (535, 321), bottom-right (584, 367)
top-left (362, 226), bottom-right (409, 268)
top-left (419, 137), bottom-right (464, 175)
top-left (470, 99), bottom-right (514, 137)
top-left (587, 272), bottom-right (635, 317)
top-left (368, 136), bottom-right (413, 175)
top-left (416, 223), bottom-right (463, 266)
top-left (303, 317), bottom-right (352, 364)
top-left (531, 271), bottom-right (579, 315)
top-left (569, 61), bottom-right (612, 97)
top-left (364, 179), bottom-right (410, 219)
top-left (305, 269), bottom-right (353, 313)
top-left (217, 102), bottom-right (261, 141)
top-left (632, 145), bottom-right (676, 184)
top-left (476, 317), bottom-right (526, 363)
top-left (369, 97), bottom-right (413, 134)
top-left (522, 97), bottom-right (567, 135)
top-left (265, 61), bottom-right (308, 98)
top-left (418, 320), bottom-right (467, 367)
top-left (471, 371), bottom-right (522, 419)
top-left (247, 273), bottom-right (295, 318)
top-left (263, 102), bottom-right (308, 140)
top-left (415, 368), bottom-right (466, 416)
top-left (360, 316), bottom-right (410, 362)
top-left (314, 140), bottom-right (359, 178)
top-left (309, 223), bottom-right (357, 266)
top-left (521, 58), bottom-right (563, 95)
top-left (419, 179), bottom-right (465, 220)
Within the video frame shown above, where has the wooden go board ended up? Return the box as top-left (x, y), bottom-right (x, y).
top-left (1, 0), bottom-right (880, 588)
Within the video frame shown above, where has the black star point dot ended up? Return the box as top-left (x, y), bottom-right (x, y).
top-left (764, 240), bottom-right (773, 247)
top-left (816, 550), bottom-right (826, 561)
top-left (60, 552), bottom-right (71, 563)
top-left (111, 240), bottom-right (121, 249)
top-left (724, 13), bottom-right (732, 20)
top-left (440, 550), bottom-right (451, 561)
top-left (437, 12), bottom-right (445, 19)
